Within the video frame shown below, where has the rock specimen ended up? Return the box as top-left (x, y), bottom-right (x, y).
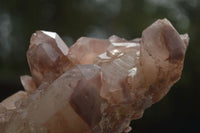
top-left (0, 19), bottom-right (189, 133)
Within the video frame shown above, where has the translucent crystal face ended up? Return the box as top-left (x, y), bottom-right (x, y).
top-left (27, 31), bottom-right (71, 87)
top-left (67, 37), bottom-right (111, 64)
top-left (0, 19), bottom-right (189, 133)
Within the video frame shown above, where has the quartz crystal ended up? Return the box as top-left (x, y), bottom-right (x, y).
top-left (27, 31), bottom-right (71, 87)
top-left (0, 19), bottom-right (189, 133)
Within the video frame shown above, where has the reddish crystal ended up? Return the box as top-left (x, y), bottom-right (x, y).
top-left (27, 31), bottom-right (72, 87)
top-left (0, 19), bottom-right (189, 133)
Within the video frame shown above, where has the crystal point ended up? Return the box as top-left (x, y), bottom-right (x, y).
top-left (27, 31), bottom-right (72, 87)
top-left (20, 75), bottom-right (37, 94)
top-left (0, 19), bottom-right (189, 133)
top-left (67, 37), bottom-right (110, 64)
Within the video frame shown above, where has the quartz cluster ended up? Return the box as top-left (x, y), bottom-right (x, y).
top-left (0, 19), bottom-right (189, 133)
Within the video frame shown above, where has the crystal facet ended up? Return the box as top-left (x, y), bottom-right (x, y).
top-left (27, 31), bottom-right (71, 87)
top-left (67, 37), bottom-right (110, 64)
top-left (20, 75), bottom-right (37, 94)
top-left (0, 19), bottom-right (189, 133)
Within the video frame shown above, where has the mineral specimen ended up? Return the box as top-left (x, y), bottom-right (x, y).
top-left (0, 19), bottom-right (189, 133)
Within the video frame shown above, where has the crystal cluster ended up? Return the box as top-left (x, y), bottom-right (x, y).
top-left (0, 19), bottom-right (189, 133)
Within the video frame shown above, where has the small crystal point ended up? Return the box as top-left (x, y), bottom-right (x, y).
top-left (109, 35), bottom-right (127, 43)
top-left (20, 75), bottom-right (37, 94)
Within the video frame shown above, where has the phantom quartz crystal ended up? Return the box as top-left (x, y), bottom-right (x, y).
top-left (0, 19), bottom-right (189, 133)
